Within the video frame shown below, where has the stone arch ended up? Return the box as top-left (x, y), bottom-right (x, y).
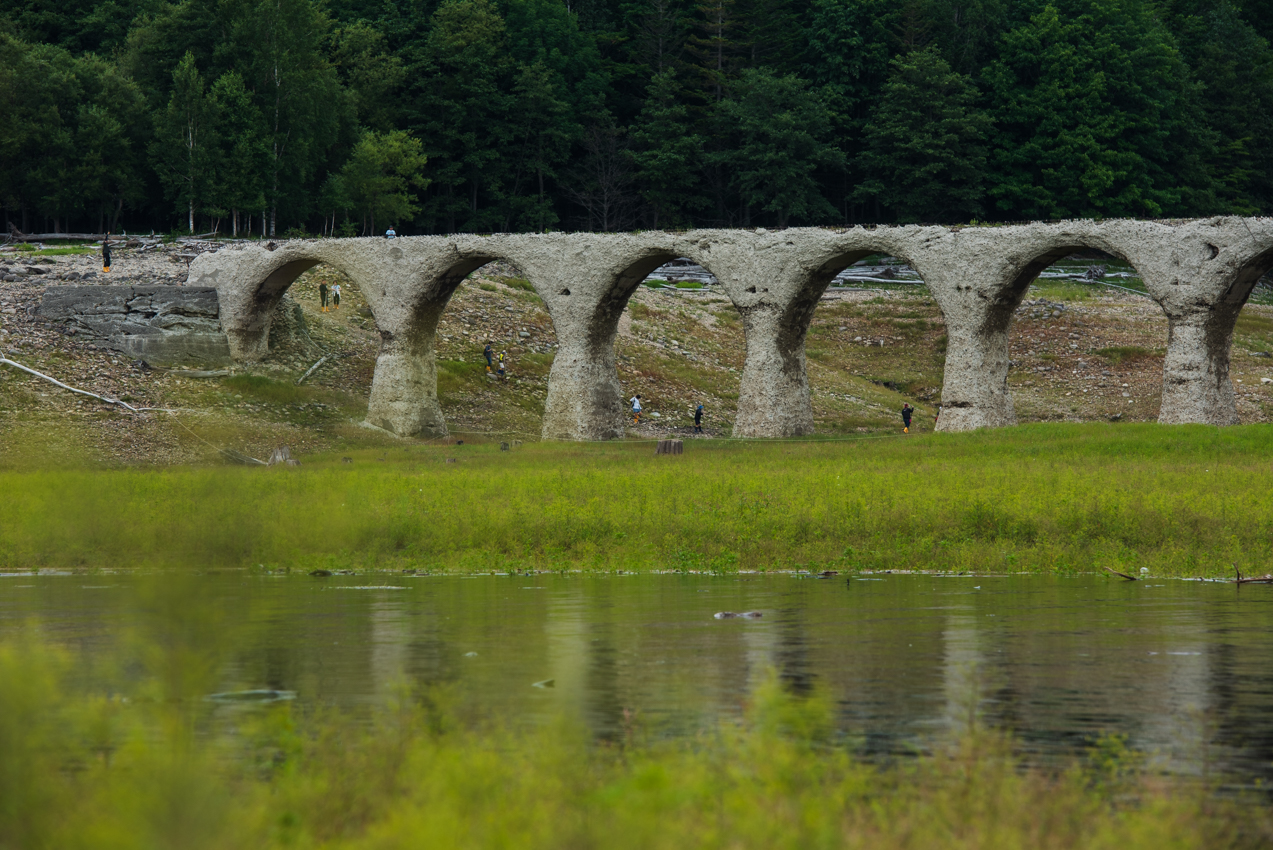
top-left (536, 239), bottom-right (734, 441)
top-left (704, 229), bottom-right (938, 438)
top-left (364, 246), bottom-right (548, 438)
top-left (993, 236), bottom-right (1161, 424)
top-left (923, 223), bottom-right (1167, 431)
top-left (1155, 230), bottom-right (1273, 425)
top-left (190, 240), bottom-right (380, 362)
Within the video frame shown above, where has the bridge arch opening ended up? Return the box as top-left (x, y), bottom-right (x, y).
top-left (612, 257), bottom-right (747, 438)
top-left (418, 257), bottom-right (559, 438)
top-left (799, 249), bottom-right (947, 435)
top-left (1214, 247), bottom-right (1273, 424)
top-left (1004, 245), bottom-right (1165, 423)
top-left (536, 248), bottom-right (743, 441)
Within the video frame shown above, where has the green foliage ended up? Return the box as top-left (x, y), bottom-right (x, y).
top-left (0, 624), bottom-right (1269, 849)
top-left (2, 425), bottom-right (1273, 577)
top-left (857, 47), bottom-right (990, 223)
top-left (11, 0), bottom-right (1273, 232)
top-left (983, 0), bottom-right (1214, 219)
top-left (715, 69), bottom-right (843, 227)
top-left (338, 130), bottom-right (428, 235)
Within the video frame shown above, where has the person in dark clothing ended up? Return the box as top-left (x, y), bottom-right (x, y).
top-left (694, 403), bottom-right (704, 434)
top-left (901, 403), bottom-right (913, 433)
top-left (484, 342), bottom-right (493, 372)
top-left (102, 233), bottom-right (112, 273)
top-left (319, 282), bottom-right (329, 312)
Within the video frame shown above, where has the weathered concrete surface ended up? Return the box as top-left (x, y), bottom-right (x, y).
top-left (37, 285), bottom-right (231, 365)
top-left (187, 218), bottom-right (1273, 440)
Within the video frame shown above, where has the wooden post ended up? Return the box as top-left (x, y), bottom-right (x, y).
top-left (655, 439), bottom-right (683, 455)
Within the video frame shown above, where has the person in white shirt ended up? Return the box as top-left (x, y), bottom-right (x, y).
top-left (630, 395), bottom-right (642, 424)
top-left (386, 227), bottom-right (396, 238)
top-left (331, 283), bottom-right (341, 310)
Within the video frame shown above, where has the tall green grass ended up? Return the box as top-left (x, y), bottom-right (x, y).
top-left (1, 623), bottom-right (1269, 850)
top-left (2, 423), bottom-right (1271, 576)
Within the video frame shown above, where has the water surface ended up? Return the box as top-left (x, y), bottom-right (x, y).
top-left (4, 572), bottom-right (1271, 783)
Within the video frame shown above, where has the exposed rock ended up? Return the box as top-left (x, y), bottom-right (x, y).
top-left (37, 285), bottom-right (231, 365)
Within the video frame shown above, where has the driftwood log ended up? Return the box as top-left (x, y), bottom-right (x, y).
top-left (655, 439), bottom-right (683, 455)
top-left (1233, 564), bottom-right (1273, 584)
top-left (1102, 565), bottom-right (1138, 581)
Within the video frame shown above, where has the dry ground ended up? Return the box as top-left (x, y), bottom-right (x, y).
top-left (3, 245), bottom-right (1273, 466)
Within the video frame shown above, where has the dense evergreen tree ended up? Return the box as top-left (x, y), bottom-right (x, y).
top-left (983, 0), bottom-right (1214, 219)
top-left (7, 0), bottom-right (1273, 235)
top-left (857, 47), bottom-right (989, 223)
top-left (716, 68), bottom-right (842, 227)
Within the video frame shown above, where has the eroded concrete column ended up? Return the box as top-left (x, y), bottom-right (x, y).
top-left (732, 301), bottom-right (816, 438)
top-left (933, 299), bottom-right (1018, 431)
top-left (540, 313), bottom-right (626, 441)
top-left (1138, 218), bottom-right (1273, 425)
top-left (364, 309), bottom-right (450, 437)
top-left (1158, 305), bottom-right (1242, 425)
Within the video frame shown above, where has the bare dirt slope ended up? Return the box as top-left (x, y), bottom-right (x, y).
top-left (3, 244), bottom-right (1273, 467)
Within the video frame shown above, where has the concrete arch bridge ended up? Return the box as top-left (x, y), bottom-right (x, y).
top-left (187, 218), bottom-right (1273, 440)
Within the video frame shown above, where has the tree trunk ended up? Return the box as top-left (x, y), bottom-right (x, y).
top-left (269, 206), bottom-right (276, 238)
top-left (188, 201), bottom-right (194, 233)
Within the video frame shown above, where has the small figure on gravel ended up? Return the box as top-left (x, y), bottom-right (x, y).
top-left (484, 341), bottom-right (493, 373)
top-left (901, 402), bottom-right (913, 433)
top-left (385, 226), bottom-right (396, 239)
top-left (694, 403), bottom-right (704, 434)
top-left (102, 234), bottom-right (112, 273)
top-left (497, 351), bottom-right (506, 379)
top-left (631, 394), bottom-right (642, 424)
top-left (319, 282), bottom-right (329, 312)
top-left (331, 283), bottom-right (341, 310)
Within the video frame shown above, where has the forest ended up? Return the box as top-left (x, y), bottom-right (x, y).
top-left (4, 0), bottom-right (1273, 236)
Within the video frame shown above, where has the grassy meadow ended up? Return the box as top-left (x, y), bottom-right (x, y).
top-left (2, 422), bottom-right (1271, 577)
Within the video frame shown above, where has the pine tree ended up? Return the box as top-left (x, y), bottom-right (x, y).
top-left (715, 68), bottom-right (842, 227)
top-left (856, 47), bottom-right (990, 223)
top-left (629, 68), bottom-right (705, 227)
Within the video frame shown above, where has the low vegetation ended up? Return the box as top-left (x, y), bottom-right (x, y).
top-left (2, 625), bottom-right (1269, 850)
top-left (2, 424), bottom-right (1270, 578)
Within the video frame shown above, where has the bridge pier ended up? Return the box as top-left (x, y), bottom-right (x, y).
top-left (364, 309), bottom-right (451, 437)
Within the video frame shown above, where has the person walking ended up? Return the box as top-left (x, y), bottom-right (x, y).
top-left (630, 394), bottom-right (642, 424)
top-left (331, 283), bottom-right (341, 310)
top-left (694, 403), bottom-right (704, 434)
top-left (901, 402), bottom-right (913, 433)
top-left (497, 351), bottom-right (507, 379)
top-left (484, 342), bottom-right (493, 373)
top-left (319, 282), bottom-right (329, 312)
top-left (101, 233), bottom-right (112, 273)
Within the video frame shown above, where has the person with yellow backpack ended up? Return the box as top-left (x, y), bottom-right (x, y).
top-left (901, 402), bottom-right (913, 433)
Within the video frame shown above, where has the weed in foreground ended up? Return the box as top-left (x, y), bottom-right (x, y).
top-left (1, 627), bottom-right (1270, 850)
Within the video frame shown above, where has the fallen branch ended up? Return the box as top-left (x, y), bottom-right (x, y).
top-left (1101, 565), bottom-right (1138, 581)
top-left (1233, 564), bottom-right (1273, 584)
top-left (296, 354), bottom-right (332, 385)
top-left (0, 357), bottom-right (171, 412)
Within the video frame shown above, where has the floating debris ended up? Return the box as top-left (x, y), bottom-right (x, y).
top-left (207, 689), bottom-right (296, 703)
top-left (532, 679), bottom-right (555, 689)
top-left (714, 611), bottom-right (763, 619)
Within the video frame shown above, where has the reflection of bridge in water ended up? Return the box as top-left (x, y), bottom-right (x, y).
top-left (189, 218), bottom-right (1273, 439)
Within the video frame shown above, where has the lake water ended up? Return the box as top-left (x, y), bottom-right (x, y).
top-left (4, 573), bottom-right (1272, 784)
